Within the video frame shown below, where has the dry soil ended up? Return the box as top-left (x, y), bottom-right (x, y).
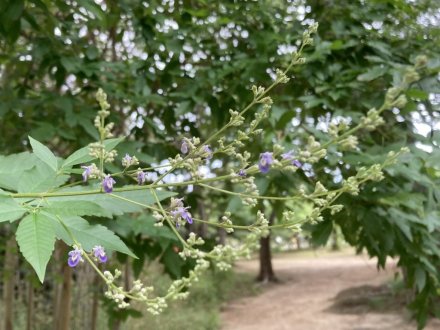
top-left (220, 250), bottom-right (440, 330)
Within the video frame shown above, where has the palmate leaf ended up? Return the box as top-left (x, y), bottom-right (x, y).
top-left (62, 137), bottom-right (125, 169)
top-left (0, 189), bottom-right (26, 223)
top-left (16, 213), bottom-right (56, 283)
top-left (47, 214), bottom-right (136, 258)
top-left (28, 136), bottom-right (59, 171)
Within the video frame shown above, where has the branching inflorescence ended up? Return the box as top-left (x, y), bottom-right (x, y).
top-left (2, 23), bottom-right (428, 315)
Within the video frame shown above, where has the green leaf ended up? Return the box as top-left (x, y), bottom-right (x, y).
top-left (0, 152), bottom-right (37, 191)
top-left (406, 89), bottom-right (429, 100)
top-left (50, 215), bottom-right (136, 258)
top-left (162, 247), bottom-right (184, 278)
top-left (28, 136), bottom-right (58, 171)
top-left (16, 213), bottom-right (56, 282)
top-left (0, 189), bottom-right (26, 223)
top-left (357, 66), bottom-right (388, 82)
top-left (111, 214), bottom-right (178, 240)
top-left (43, 200), bottom-right (111, 217)
top-left (62, 137), bottom-right (125, 169)
top-left (50, 186), bottom-right (176, 217)
top-left (415, 267), bottom-right (426, 292)
top-left (18, 160), bottom-right (69, 193)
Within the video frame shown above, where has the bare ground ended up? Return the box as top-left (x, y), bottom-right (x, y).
top-left (220, 250), bottom-right (440, 330)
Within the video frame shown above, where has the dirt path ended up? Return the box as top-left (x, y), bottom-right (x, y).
top-left (221, 250), bottom-right (440, 330)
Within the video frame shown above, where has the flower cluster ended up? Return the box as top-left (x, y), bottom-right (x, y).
top-left (102, 174), bottom-right (116, 193)
top-left (81, 163), bottom-right (99, 182)
top-left (57, 23), bottom-right (425, 318)
top-left (169, 198), bottom-right (193, 226)
top-left (122, 154), bottom-right (139, 168)
top-left (68, 245), bottom-right (108, 268)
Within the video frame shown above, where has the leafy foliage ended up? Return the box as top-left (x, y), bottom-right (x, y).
top-left (16, 213), bottom-right (56, 282)
top-left (0, 0), bottom-right (439, 327)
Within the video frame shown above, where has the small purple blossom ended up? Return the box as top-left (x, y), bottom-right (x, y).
top-left (102, 174), bottom-right (116, 193)
top-left (181, 141), bottom-right (189, 154)
top-left (68, 247), bottom-right (83, 268)
top-left (203, 145), bottom-right (213, 160)
top-left (170, 198), bottom-right (193, 226)
top-left (238, 169), bottom-right (247, 177)
top-left (92, 245), bottom-right (108, 263)
top-left (81, 165), bottom-right (93, 182)
top-left (259, 152), bottom-right (274, 174)
top-left (282, 151), bottom-right (302, 168)
top-left (137, 171), bottom-right (146, 185)
top-left (281, 151), bottom-right (294, 160)
top-left (292, 159), bottom-right (302, 168)
top-left (123, 153), bottom-right (132, 163)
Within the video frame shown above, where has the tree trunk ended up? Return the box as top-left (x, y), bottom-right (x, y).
top-left (90, 273), bottom-right (100, 330)
top-left (3, 235), bottom-right (17, 330)
top-left (54, 244), bottom-right (72, 330)
top-left (26, 282), bottom-right (34, 330)
top-left (217, 226), bottom-right (227, 245)
top-left (331, 228), bottom-right (340, 251)
top-left (256, 211), bottom-right (278, 283)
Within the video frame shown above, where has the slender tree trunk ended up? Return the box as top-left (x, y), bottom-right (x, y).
top-left (217, 226), bottom-right (227, 245)
top-left (90, 272), bottom-right (100, 330)
top-left (26, 282), bottom-right (34, 330)
top-left (256, 211), bottom-right (278, 283)
top-left (295, 233), bottom-right (301, 250)
top-left (54, 244), bottom-right (72, 330)
top-left (53, 241), bottom-right (62, 329)
top-left (331, 225), bottom-right (341, 251)
top-left (3, 235), bottom-right (17, 330)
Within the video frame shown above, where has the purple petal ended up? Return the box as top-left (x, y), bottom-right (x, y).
top-left (181, 141), bottom-right (188, 154)
top-left (259, 152), bottom-right (273, 174)
top-left (203, 145), bottom-right (213, 159)
top-left (102, 175), bottom-right (116, 193)
top-left (81, 165), bottom-right (92, 182)
top-left (292, 160), bottom-right (302, 168)
top-left (68, 257), bottom-right (80, 267)
top-left (137, 171), bottom-right (146, 185)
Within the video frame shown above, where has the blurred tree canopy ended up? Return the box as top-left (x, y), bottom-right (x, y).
top-left (0, 0), bottom-right (439, 327)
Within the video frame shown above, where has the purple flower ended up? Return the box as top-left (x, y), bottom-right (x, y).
top-left (68, 247), bottom-right (83, 267)
top-left (122, 153), bottom-right (137, 167)
top-left (81, 165), bottom-right (93, 182)
top-left (102, 174), bottom-right (116, 193)
top-left (282, 151), bottom-right (302, 168)
top-left (281, 151), bottom-right (294, 160)
top-left (259, 152), bottom-right (273, 174)
top-left (292, 159), bottom-right (302, 168)
top-left (171, 207), bottom-right (193, 225)
top-left (137, 171), bottom-right (146, 185)
top-left (238, 169), bottom-right (247, 177)
top-left (203, 145), bottom-right (213, 160)
top-left (92, 245), bottom-right (108, 263)
top-left (181, 141), bottom-right (189, 154)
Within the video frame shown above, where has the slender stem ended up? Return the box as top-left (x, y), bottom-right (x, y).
top-left (150, 189), bottom-right (190, 248)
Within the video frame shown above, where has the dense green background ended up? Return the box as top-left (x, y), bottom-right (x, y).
top-left (0, 0), bottom-right (439, 328)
